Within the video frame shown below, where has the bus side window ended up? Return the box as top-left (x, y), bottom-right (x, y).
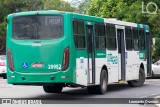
top-left (106, 24), bottom-right (117, 50)
top-left (73, 20), bottom-right (85, 49)
top-left (125, 27), bottom-right (132, 50)
top-left (139, 29), bottom-right (145, 50)
top-left (95, 23), bottom-right (106, 49)
top-left (133, 28), bottom-right (139, 50)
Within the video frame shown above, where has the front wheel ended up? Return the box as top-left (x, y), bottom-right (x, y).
top-left (127, 68), bottom-right (145, 87)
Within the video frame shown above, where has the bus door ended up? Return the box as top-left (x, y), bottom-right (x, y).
top-left (117, 27), bottom-right (126, 80)
top-left (86, 25), bottom-right (95, 84)
top-left (146, 31), bottom-right (152, 76)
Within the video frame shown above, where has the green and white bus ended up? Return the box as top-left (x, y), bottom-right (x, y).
top-left (6, 10), bottom-right (152, 94)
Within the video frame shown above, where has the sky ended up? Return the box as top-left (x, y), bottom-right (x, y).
top-left (63, 0), bottom-right (82, 7)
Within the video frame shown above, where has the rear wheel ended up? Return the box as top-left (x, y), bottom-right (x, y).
top-left (127, 68), bottom-right (145, 87)
top-left (43, 83), bottom-right (64, 93)
top-left (2, 74), bottom-right (6, 79)
top-left (87, 69), bottom-right (108, 95)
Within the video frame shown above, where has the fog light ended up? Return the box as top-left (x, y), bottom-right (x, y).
top-left (21, 76), bottom-right (25, 80)
top-left (51, 76), bottom-right (55, 80)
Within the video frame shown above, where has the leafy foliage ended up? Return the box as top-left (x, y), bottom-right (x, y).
top-left (88, 0), bottom-right (160, 61)
top-left (0, 0), bottom-right (160, 60)
top-left (77, 0), bottom-right (92, 14)
top-left (0, 0), bottom-right (75, 53)
top-left (44, 0), bottom-right (75, 12)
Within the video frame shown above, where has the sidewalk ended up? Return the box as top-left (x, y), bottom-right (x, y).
top-left (155, 96), bottom-right (160, 107)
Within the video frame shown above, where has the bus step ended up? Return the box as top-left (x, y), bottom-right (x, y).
top-left (87, 83), bottom-right (95, 86)
top-left (118, 80), bottom-right (125, 84)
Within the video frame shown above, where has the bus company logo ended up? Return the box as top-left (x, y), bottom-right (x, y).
top-left (107, 53), bottom-right (118, 64)
top-left (142, 2), bottom-right (158, 14)
top-left (2, 99), bottom-right (12, 104)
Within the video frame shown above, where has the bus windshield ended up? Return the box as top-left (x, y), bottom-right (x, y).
top-left (12, 15), bottom-right (63, 40)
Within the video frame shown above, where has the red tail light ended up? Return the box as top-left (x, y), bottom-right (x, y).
top-left (0, 62), bottom-right (5, 66)
top-left (62, 47), bottom-right (69, 71)
top-left (8, 49), bottom-right (14, 72)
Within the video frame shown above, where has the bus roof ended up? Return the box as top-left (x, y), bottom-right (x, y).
top-left (8, 10), bottom-right (149, 30)
top-left (104, 18), bottom-right (149, 30)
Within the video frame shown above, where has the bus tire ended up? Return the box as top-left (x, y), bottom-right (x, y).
top-left (2, 74), bottom-right (6, 79)
top-left (96, 69), bottom-right (108, 94)
top-left (127, 68), bottom-right (145, 87)
top-left (87, 69), bottom-right (108, 95)
top-left (43, 83), bottom-right (63, 93)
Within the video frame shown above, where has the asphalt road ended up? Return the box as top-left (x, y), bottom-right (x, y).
top-left (0, 78), bottom-right (160, 98)
top-left (0, 77), bottom-right (160, 107)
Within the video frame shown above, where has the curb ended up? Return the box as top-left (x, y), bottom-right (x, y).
top-left (155, 96), bottom-right (160, 107)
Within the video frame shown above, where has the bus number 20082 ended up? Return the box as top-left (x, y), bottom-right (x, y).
top-left (48, 64), bottom-right (61, 70)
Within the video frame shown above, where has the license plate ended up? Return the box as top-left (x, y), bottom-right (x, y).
top-left (32, 63), bottom-right (44, 68)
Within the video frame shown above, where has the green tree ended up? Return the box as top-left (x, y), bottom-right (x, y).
top-left (44, 0), bottom-right (75, 12)
top-left (0, 0), bottom-right (25, 53)
top-left (0, 0), bottom-right (76, 54)
top-left (23, 0), bottom-right (44, 11)
top-left (0, 0), bottom-right (44, 53)
top-left (77, 0), bottom-right (92, 14)
top-left (88, 0), bottom-right (160, 61)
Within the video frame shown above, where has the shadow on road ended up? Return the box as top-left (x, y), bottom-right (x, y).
top-left (28, 83), bottom-right (151, 105)
top-left (31, 83), bottom-right (148, 99)
top-left (147, 77), bottom-right (160, 79)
